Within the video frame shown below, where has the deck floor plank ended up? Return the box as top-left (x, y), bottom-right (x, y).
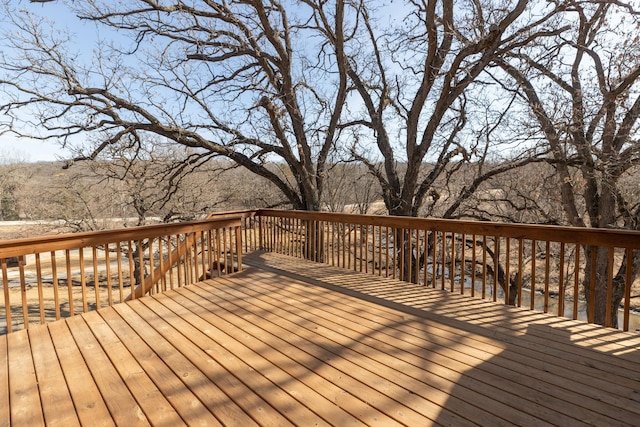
top-left (28, 325), bottom-right (80, 427)
top-left (46, 320), bottom-right (115, 427)
top-left (143, 292), bottom-right (353, 426)
top-left (245, 252), bottom-right (640, 426)
top-left (64, 315), bottom-right (150, 427)
top-left (110, 301), bottom-right (257, 427)
top-left (82, 310), bottom-right (187, 427)
top-left (269, 254), bottom-right (640, 361)
top-left (236, 269), bottom-right (639, 425)
top-left (189, 276), bottom-right (522, 426)
top-left (253, 254), bottom-right (640, 376)
top-left (173, 284), bottom-right (427, 427)
top-left (3, 250), bottom-right (640, 426)
top-left (0, 336), bottom-right (8, 427)
top-left (215, 270), bottom-right (623, 427)
top-left (124, 297), bottom-right (295, 427)
top-left (212, 271), bottom-right (604, 426)
top-left (97, 307), bottom-right (224, 427)
top-left (6, 330), bottom-right (45, 426)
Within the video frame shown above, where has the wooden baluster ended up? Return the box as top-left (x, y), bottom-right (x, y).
top-left (323, 221), bottom-right (328, 265)
top-left (191, 231), bottom-right (204, 283)
top-left (544, 241), bottom-right (551, 313)
top-left (398, 229), bottom-right (404, 282)
top-left (517, 238), bottom-right (523, 306)
top-left (116, 242), bottom-right (125, 302)
top-left (588, 247), bottom-right (596, 323)
top-left (236, 225), bottom-right (243, 272)
top-left (78, 249), bottom-right (88, 313)
top-left (332, 222), bottom-right (336, 267)
top-left (35, 253), bottom-right (45, 324)
top-left (441, 233), bottom-right (446, 290)
top-left (127, 241), bottom-right (136, 299)
top-left (15, 256), bottom-right (28, 329)
top-left (378, 226), bottom-right (382, 277)
top-left (505, 238), bottom-right (510, 305)
top-left (229, 227), bottom-right (236, 272)
top-left (470, 234), bottom-right (476, 297)
top-left (384, 226), bottom-right (389, 278)
top-left (158, 237), bottom-right (166, 291)
top-left (207, 230), bottom-right (214, 279)
top-left (148, 238), bottom-right (158, 294)
top-left (530, 240), bottom-right (536, 311)
top-left (348, 224), bottom-right (352, 271)
top-left (414, 230), bottom-right (420, 284)
top-left (450, 233), bottom-right (456, 292)
top-left (572, 244), bottom-right (580, 320)
top-left (558, 242), bottom-right (565, 316)
top-left (423, 230), bottom-right (429, 286)
top-left (605, 247), bottom-right (614, 328)
top-left (493, 237), bottom-right (499, 302)
top-left (92, 246), bottom-right (100, 310)
top-left (481, 236), bottom-right (487, 299)
top-left (406, 229), bottom-right (412, 283)
top-left (460, 233), bottom-right (466, 294)
top-left (104, 244), bottom-right (113, 307)
top-left (167, 236), bottom-right (175, 289)
top-left (2, 259), bottom-right (12, 333)
top-left (65, 249), bottom-right (74, 314)
top-left (358, 225), bottom-right (363, 273)
top-left (223, 228), bottom-right (229, 275)
top-left (50, 251), bottom-right (60, 320)
top-left (623, 248), bottom-right (633, 331)
top-left (342, 223), bottom-right (346, 269)
top-left (432, 231), bottom-right (438, 288)
top-left (288, 218), bottom-right (292, 257)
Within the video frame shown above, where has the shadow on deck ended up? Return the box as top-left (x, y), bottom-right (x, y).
top-left (2, 251), bottom-right (639, 426)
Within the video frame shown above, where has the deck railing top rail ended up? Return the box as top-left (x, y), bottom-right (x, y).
top-left (256, 209), bottom-right (640, 249)
top-left (0, 217), bottom-right (242, 259)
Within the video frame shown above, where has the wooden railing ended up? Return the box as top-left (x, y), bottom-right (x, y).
top-left (2, 209), bottom-right (639, 333)
top-left (0, 217), bottom-right (242, 334)
top-left (253, 210), bottom-right (640, 332)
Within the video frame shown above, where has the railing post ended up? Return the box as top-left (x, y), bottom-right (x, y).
top-left (235, 225), bottom-right (243, 272)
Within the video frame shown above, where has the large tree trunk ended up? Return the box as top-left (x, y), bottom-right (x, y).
top-left (584, 245), bottom-right (640, 329)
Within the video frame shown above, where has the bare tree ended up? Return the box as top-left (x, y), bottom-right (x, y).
top-left (0, 151), bottom-right (31, 221)
top-left (0, 0), bottom-right (353, 211)
top-left (321, 161), bottom-right (381, 213)
top-left (301, 0), bottom-right (562, 285)
top-left (306, 0), bottom-right (561, 218)
top-left (85, 140), bottom-right (225, 226)
top-left (494, 1), bottom-right (640, 326)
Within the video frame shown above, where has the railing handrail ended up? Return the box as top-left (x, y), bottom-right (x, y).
top-left (3, 209), bottom-right (638, 252)
top-left (207, 209), bottom-right (257, 220)
top-left (255, 209), bottom-right (640, 248)
top-left (1, 215), bottom-right (245, 333)
top-left (0, 217), bottom-right (242, 258)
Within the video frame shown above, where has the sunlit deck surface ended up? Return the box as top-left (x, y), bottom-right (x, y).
top-left (2, 251), bottom-right (640, 426)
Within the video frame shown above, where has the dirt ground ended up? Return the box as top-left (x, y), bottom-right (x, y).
top-left (0, 222), bottom-right (69, 241)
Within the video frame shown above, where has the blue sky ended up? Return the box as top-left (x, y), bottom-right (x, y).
top-left (0, 0), bottom-right (95, 162)
top-left (0, 0), bottom-right (424, 162)
top-left (0, 0), bottom-right (409, 163)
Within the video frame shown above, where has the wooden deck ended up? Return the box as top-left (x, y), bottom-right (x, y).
top-left (2, 251), bottom-right (640, 426)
